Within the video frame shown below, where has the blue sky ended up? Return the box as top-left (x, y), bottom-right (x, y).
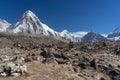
top-left (0, 0), bottom-right (120, 34)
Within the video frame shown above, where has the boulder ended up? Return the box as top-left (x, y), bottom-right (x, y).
top-left (40, 50), bottom-right (53, 58)
top-left (55, 58), bottom-right (68, 64)
top-left (0, 72), bottom-right (7, 77)
top-left (78, 62), bottom-right (87, 69)
top-left (0, 55), bottom-right (10, 61)
top-left (100, 77), bottom-right (105, 80)
top-left (11, 72), bottom-right (20, 77)
top-left (90, 59), bottom-right (98, 70)
top-left (18, 64), bottom-right (27, 76)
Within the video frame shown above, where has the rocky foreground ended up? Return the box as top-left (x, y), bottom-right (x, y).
top-left (0, 33), bottom-right (119, 80)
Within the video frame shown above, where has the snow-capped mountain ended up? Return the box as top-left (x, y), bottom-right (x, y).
top-left (81, 32), bottom-right (107, 43)
top-left (72, 32), bottom-right (88, 38)
top-left (108, 27), bottom-right (120, 40)
top-left (60, 30), bottom-right (79, 42)
top-left (0, 19), bottom-right (11, 32)
top-left (7, 10), bottom-right (60, 37)
top-left (7, 10), bottom-right (43, 34)
top-left (101, 34), bottom-right (108, 37)
top-left (71, 31), bottom-right (88, 41)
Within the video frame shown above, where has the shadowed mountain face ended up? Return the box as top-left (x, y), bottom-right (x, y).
top-left (81, 32), bottom-right (107, 43)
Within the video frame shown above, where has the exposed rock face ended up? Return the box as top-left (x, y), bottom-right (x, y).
top-left (90, 59), bottom-right (98, 70)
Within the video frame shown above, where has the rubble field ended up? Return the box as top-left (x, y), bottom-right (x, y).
top-left (0, 33), bottom-right (119, 80)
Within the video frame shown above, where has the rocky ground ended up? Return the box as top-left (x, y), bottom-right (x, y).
top-left (0, 33), bottom-right (119, 80)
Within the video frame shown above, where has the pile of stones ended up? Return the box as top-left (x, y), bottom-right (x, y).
top-left (0, 55), bottom-right (27, 77)
top-left (0, 62), bottom-right (27, 77)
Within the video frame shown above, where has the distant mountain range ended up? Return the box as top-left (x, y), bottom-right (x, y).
top-left (0, 10), bottom-right (120, 42)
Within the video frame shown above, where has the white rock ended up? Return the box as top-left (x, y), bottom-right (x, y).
top-left (18, 64), bottom-right (27, 73)
top-left (1, 72), bottom-right (7, 77)
top-left (11, 72), bottom-right (20, 77)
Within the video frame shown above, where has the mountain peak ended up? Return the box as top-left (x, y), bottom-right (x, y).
top-left (108, 26), bottom-right (120, 38)
top-left (88, 32), bottom-right (97, 35)
top-left (61, 30), bottom-right (69, 34)
top-left (113, 26), bottom-right (120, 33)
top-left (6, 10), bottom-right (44, 34)
top-left (72, 31), bottom-right (88, 37)
top-left (0, 19), bottom-right (10, 24)
top-left (0, 19), bottom-right (11, 32)
top-left (22, 10), bottom-right (37, 19)
top-left (26, 10), bottom-right (33, 13)
top-left (81, 32), bottom-right (107, 43)
top-left (24, 10), bottom-right (34, 15)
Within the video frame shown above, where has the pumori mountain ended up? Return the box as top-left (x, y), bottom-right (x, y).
top-left (7, 10), bottom-right (60, 38)
top-left (81, 32), bottom-right (107, 43)
top-left (107, 26), bottom-right (120, 40)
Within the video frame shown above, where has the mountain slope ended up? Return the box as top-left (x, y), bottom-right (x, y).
top-left (7, 10), bottom-right (43, 34)
top-left (72, 32), bottom-right (88, 38)
top-left (108, 27), bottom-right (120, 40)
top-left (71, 31), bottom-right (88, 41)
top-left (0, 19), bottom-right (11, 32)
top-left (60, 30), bottom-right (78, 42)
top-left (81, 32), bottom-right (107, 43)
